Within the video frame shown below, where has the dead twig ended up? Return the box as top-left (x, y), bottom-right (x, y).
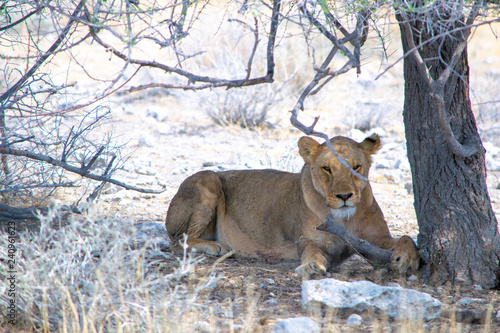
top-left (0, 1), bottom-right (84, 109)
top-left (290, 8), bottom-right (372, 182)
top-left (0, 146), bottom-right (164, 194)
top-left (0, 202), bottom-right (81, 221)
top-left (86, 0), bottom-right (280, 91)
top-left (317, 215), bottom-right (392, 264)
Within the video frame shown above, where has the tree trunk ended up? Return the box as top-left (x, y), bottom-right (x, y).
top-left (398, 12), bottom-right (500, 288)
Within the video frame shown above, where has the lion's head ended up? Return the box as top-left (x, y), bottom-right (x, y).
top-left (298, 134), bottom-right (381, 220)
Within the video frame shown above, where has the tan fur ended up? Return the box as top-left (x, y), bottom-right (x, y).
top-left (165, 134), bottom-right (420, 278)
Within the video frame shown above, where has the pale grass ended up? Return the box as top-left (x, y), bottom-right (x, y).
top-left (0, 203), bottom-right (221, 332)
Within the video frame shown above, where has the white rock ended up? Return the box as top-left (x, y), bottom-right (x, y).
top-left (346, 314), bottom-right (363, 327)
top-left (302, 278), bottom-right (442, 322)
top-left (457, 297), bottom-right (472, 307)
top-left (370, 127), bottom-right (386, 137)
top-left (132, 222), bottom-right (171, 251)
top-left (265, 298), bottom-right (279, 306)
top-left (486, 156), bottom-right (500, 171)
top-left (395, 158), bottom-right (411, 171)
top-left (483, 142), bottom-right (500, 155)
top-left (349, 129), bottom-right (367, 142)
top-left (375, 159), bottom-right (392, 169)
top-left (138, 135), bottom-right (154, 147)
top-left (383, 169), bottom-right (404, 184)
top-left (383, 142), bottom-right (400, 151)
top-left (271, 317), bottom-right (320, 333)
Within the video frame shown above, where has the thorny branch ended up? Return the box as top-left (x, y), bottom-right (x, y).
top-left (290, 4), bottom-right (371, 183)
top-left (0, 1), bottom-right (84, 111)
top-left (0, 146), bottom-right (164, 194)
top-left (227, 18), bottom-right (260, 81)
top-left (85, 0), bottom-right (281, 91)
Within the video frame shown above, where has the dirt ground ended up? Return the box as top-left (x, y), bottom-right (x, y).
top-left (87, 103), bottom-right (500, 332)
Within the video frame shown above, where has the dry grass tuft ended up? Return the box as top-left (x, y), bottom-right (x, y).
top-left (0, 204), bottom-right (220, 332)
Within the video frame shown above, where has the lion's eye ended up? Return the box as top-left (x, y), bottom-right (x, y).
top-left (321, 166), bottom-right (331, 174)
top-left (353, 164), bottom-right (362, 171)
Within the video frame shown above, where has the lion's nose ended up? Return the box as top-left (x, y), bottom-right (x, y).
top-left (336, 193), bottom-right (353, 202)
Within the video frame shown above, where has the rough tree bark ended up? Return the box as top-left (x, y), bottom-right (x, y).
top-left (397, 5), bottom-right (500, 288)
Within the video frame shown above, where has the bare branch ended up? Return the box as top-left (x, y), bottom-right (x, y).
top-left (84, 0), bottom-right (280, 92)
top-left (294, 46), bottom-right (340, 111)
top-left (436, 0), bottom-right (482, 86)
top-left (90, 28), bottom-right (273, 90)
top-left (0, 202), bottom-right (81, 221)
top-left (289, 8), bottom-right (373, 183)
top-left (398, 12), bottom-right (433, 88)
top-left (85, 155), bottom-right (117, 204)
top-left (0, 135), bottom-right (35, 147)
top-left (227, 17), bottom-right (260, 81)
top-left (82, 146), bottom-right (105, 174)
top-left (298, 4), bottom-right (358, 68)
top-left (317, 215), bottom-right (392, 264)
top-left (266, 0), bottom-right (281, 80)
top-left (0, 147), bottom-right (164, 194)
top-left (0, 9), bottom-right (38, 32)
top-left (375, 16), bottom-right (500, 81)
top-left (0, 1), bottom-right (84, 109)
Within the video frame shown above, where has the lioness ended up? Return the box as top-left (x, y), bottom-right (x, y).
top-left (165, 134), bottom-right (419, 278)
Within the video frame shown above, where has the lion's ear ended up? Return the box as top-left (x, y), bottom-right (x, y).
top-left (360, 133), bottom-right (381, 155)
top-left (298, 136), bottom-right (320, 163)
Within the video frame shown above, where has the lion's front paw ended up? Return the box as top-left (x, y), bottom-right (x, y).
top-left (390, 235), bottom-right (419, 275)
top-left (189, 240), bottom-right (232, 256)
top-left (295, 260), bottom-right (327, 279)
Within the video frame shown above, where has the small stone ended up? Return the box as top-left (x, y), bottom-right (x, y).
top-left (457, 297), bottom-right (472, 307)
top-left (408, 275), bottom-right (418, 281)
top-left (375, 159), bottom-right (391, 169)
top-left (386, 282), bottom-right (402, 288)
top-left (265, 298), bottom-right (279, 306)
top-left (265, 278), bottom-right (276, 285)
top-left (384, 169), bottom-right (403, 183)
top-left (346, 314), bottom-right (363, 327)
top-left (472, 284), bottom-right (483, 291)
top-left (194, 321), bottom-right (211, 333)
top-left (272, 317), bottom-right (320, 333)
top-left (132, 222), bottom-right (171, 251)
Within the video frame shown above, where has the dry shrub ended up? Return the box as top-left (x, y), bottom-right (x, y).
top-left (0, 204), bottom-right (220, 332)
